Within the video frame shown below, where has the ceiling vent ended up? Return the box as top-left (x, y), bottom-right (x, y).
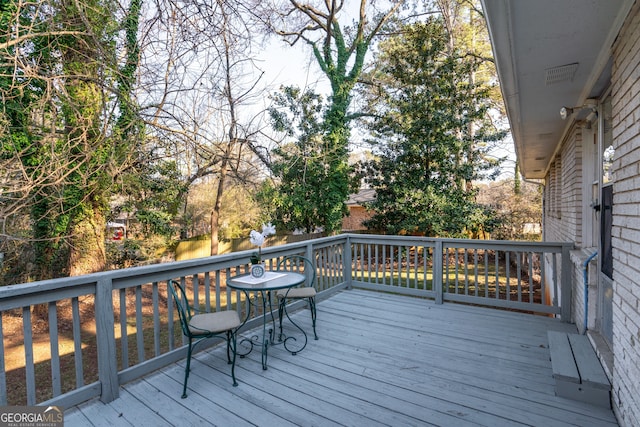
top-left (545, 63), bottom-right (579, 85)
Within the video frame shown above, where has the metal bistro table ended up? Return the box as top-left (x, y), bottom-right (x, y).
top-left (227, 271), bottom-right (308, 370)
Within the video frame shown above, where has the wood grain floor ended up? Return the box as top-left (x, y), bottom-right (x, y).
top-left (65, 289), bottom-right (618, 426)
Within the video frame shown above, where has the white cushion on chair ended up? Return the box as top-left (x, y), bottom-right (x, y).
top-left (189, 310), bottom-right (240, 334)
top-left (277, 287), bottom-right (317, 299)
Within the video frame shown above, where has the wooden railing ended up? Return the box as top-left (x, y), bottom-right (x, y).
top-left (349, 235), bottom-right (572, 316)
top-left (0, 234), bottom-right (572, 409)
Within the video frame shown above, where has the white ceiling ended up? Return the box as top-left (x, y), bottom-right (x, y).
top-left (481, 0), bottom-right (634, 179)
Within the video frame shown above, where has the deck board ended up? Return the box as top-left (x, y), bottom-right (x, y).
top-left (65, 289), bottom-right (618, 426)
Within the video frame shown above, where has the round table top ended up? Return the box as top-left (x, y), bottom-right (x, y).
top-left (227, 271), bottom-right (305, 292)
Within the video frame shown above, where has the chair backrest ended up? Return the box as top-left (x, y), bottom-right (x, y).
top-left (169, 280), bottom-right (193, 337)
top-left (277, 255), bottom-right (316, 288)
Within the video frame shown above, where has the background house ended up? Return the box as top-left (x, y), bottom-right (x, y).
top-left (481, 0), bottom-right (639, 425)
top-left (342, 188), bottom-right (375, 231)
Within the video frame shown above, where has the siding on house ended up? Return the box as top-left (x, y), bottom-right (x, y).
top-left (610, 3), bottom-right (640, 425)
top-left (543, 124), bottom-right (598, 336)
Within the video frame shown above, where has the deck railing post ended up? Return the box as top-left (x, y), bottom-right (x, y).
top-left (560, 243), bottom-right (573, 322)
top-left (345, 235), bottom-right (353, 289)
top-left (95, 275), bottom-right (119, 402)
top-left (305, 242), bottom-right (315, 285)
top-left (434, 240), bottom-right (444, 304)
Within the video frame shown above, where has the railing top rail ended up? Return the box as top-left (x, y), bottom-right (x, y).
top-left (346, 233), bottom-right (574, 251)
top-left (0, 234), bottom-right (350, 298)
top-left (0, 234), bottom-right (573, 299)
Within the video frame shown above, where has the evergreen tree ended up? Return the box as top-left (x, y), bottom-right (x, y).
top-left (360, 19), bottom-right (504, 237)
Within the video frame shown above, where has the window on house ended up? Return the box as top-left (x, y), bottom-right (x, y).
top-left (547, 158), bottom-right (562, 219)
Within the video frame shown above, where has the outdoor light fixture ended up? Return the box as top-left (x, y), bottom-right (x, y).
top-left (560, 99), bottom-right (598, 120)
top-left (560, 106), bottom-right (573, 120)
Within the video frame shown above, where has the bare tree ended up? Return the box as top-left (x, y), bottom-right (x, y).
top-left (136, 0), bottom-right (269, 254)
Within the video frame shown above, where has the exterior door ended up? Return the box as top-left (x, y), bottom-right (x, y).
top-left (599, 184), bottom-right (614, 346)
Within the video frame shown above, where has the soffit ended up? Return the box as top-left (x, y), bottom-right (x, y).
top-left (481, 0), bottom-right (634, 179)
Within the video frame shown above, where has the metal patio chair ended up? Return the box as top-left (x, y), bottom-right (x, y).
top-left (276, 255), bottom-right (318, 340)
top-left (169, 280), bottom-right (241, 398)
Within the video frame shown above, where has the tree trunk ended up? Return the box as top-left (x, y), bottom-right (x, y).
top-left (210, 209), bottom-right (220, 256)
top-left (210, 168), bottom-right (227, 256)
top-left (68, 207), bottom-right (107, 276)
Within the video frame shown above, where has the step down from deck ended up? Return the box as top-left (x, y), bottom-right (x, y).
top-left (547, 331), bottom-right (611, 408)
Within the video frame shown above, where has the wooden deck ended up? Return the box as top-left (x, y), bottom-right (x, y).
top-left (64, 289), bottom-right (618, 426)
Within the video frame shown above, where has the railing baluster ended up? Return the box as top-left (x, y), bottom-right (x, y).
top-left (382, 244), bottom-right (387, 286)
top-left (390, 245), bottom-right (395, 287)
top-left (48, 301), bottom-right (62, 397)
top-left (444, 246), bottom-right (450, 294)
top-left (328, 246), bottom-right (335, 288)
top-left (215, 271), bottom-right (222, 311)
top-left (473, 249), bottom-right (479, 297)
top-left (135, 285), bottom-right (144, 363)
top-left (327, 246), bottom-right (334, 288)
top-left (193, 274), bottom-right (200, 312)
top-left (375, 244), bottom-right (380, 284)
top-left (402, 245), bottom-right (406, 288)
top-left (204, 272), bottom-right (211, 311)
top-left (529, 252), bottom-right (535, 301)
top-left (167, 280), bottom-right (176, 351)
top-left (0, 314), bottom-right (5, 406)
top-left (331, 245), bottom-right (336, 286)
top-left (405, 246), bottom-right (415, 288)
top-left (505, 251), bottom-right (510, 302)
top-left (23, 307), bottom-right (35, 405)
top-left (464, 248), bottom-right (470, 295)
top-left (422, 246), bottom-right (428, 291)
top-left (400, 245), bottom-right (406, 288)
top-left (152, 282), bottom-right (160, 357)
top-left (317, 249), bottom-right (325, 289)
top-left (495, 250), bottom-right (500, 300)
top-left (413, 245), bottom-right (418, 290)
top-left (119, 289), bottom-right (128, 369)
top-left (454, 247), bottom-right (460, 294)
top-left (484, 249), bottom-right (489, 298)
top-left (328, 246), bottom-right (334, 287)
top-left (367, 243), bottom-right (372, 285)
top-left (360, 243), bottom-right (366, 281)
top-left (516, 252), bottom-right (522, 303)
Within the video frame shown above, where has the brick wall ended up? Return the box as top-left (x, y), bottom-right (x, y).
top-left (610, 2), bottom-right (640, 425)
top-left (342, 206), bottom-right (372, 231)
top-left (543, 124), bottom-right (593, 329)
top-left (544, 125), bottom-right (584, 245)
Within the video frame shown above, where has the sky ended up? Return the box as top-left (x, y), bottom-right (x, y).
top-left (252, 28), bottom-right (516, 181)
top-left (259, 41), bottom-right (325, 90)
